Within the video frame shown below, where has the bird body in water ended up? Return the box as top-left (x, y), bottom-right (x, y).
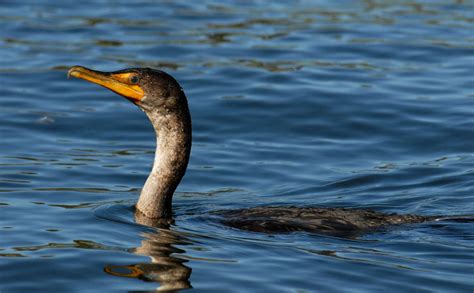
top-left (68, 66), bottom-right (465, 237)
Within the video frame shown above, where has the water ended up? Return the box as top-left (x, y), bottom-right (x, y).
top-left (1, 1), bottom-right (473, 291)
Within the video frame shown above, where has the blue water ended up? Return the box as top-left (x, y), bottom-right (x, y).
top-left (1, 1), bottom-right (473, 292)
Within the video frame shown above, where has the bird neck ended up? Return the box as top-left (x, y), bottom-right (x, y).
top-left (136, 106), bottom-right (192, 219)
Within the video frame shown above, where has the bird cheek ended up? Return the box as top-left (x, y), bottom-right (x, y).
top-left (165, 97), bottom-right (178, 107)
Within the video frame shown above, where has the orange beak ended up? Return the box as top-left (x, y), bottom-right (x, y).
top-left (68, 66), bottom-right (145, 101)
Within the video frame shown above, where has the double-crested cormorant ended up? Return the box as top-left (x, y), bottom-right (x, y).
top-left (68, 66), bottom-right (459, 237)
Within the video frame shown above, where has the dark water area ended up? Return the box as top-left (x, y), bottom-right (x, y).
top-left (1, 1), bottom-right (474, 291)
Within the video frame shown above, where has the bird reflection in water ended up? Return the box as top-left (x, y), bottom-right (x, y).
top-left (104, 215), bottom-right (192, 291)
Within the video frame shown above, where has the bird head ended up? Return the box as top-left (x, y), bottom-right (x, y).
top-left (67, 66), bottom-right (186, 114)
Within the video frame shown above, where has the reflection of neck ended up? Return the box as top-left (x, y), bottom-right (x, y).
top-left (136, 105), bottom-right (192, 219)
top-left (105, 228), bottom-right (192, 291)
top-left (135, 230), bottom-right (192, 291)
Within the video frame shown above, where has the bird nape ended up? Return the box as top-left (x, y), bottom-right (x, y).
top-left (68, 65), bottom-right (468, 238)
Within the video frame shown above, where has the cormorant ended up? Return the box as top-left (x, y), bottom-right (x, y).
top-left (68, 66), bottom-right (463, 237)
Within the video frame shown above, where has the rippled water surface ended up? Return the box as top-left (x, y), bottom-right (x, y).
top-left (1, 1), bottom-right (474, 292)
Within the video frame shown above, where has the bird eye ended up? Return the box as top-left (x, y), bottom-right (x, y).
top-left (130, 75), bottom-right (140, 84)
